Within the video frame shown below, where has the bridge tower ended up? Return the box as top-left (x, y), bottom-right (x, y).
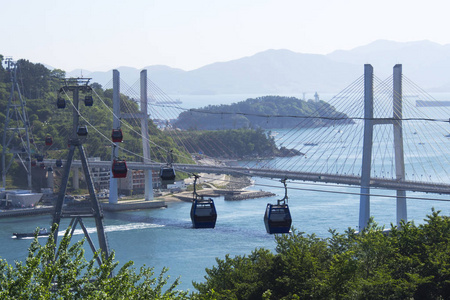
top-left (109, 70), bottom-right (154, 203)
top-left (359, 64), bottom-right (406, 230)
top-left (108, 70), bottom-right (120, 204)
top-left (52, 78), bottom-right (109, 263)
top-left (139, 70), bottom-right (154, 201)
top-left (1, 58), bottom-right (32, 189)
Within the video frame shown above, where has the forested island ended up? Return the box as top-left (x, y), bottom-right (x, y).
top-left (174, 128), bottom-right (302, 159)
top-left (174, 95), bottom-right (354, 130)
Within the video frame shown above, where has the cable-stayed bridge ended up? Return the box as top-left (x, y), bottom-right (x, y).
top-left (38, 64), bottom-right (450, 231)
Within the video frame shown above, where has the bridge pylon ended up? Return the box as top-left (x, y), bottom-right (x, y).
top-left (110, 70), bottom-right (154, 202)
top-left (359, 64), bottom-right (407, 230)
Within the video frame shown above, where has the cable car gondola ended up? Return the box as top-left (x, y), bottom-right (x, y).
top-left (77, 125), bottom-right (88, 136)
top-left (112, 159), bottom-right (127, 178)
top-left (190, 175), bottom-right (217, 228)
top-left (160, 167), bottom-right (176, 185)
top-left (55, 159), bottom-right (63, 167)
top-left (45, 136), bottom-right (53, 146)
top-left (84, 95), bottom-right (93, 106)
top-left (56, 97), bottom-right (66, 109)
top-left (111, 128), bottom-right (123, 143)
top-left (160, 150), bottom-right (176, 187)
top-left (39, 163), bottom-right (45, 169)
top-left (36, 154), bottom-right (44, 162)
top-left (264, 179), bottom-right (292, 234)
top-left (31, 160), bottom-right (37, 167)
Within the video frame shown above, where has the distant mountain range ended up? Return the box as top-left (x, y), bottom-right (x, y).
top-left (65, 40), bottom-right (450, 94)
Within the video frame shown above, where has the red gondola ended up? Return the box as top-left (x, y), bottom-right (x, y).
top-left (111, 129), bottom-right (123, 143)
top-left (112, 159), bottom-right (127, 178)
top-left (45, 136), bottom-right (53, 146)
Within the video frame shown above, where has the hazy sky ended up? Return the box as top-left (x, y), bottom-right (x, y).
top-left (2, 0), bottom-right (450, 72)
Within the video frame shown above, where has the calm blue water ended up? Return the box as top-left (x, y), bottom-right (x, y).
top-left (1, 92), bottom-right (450, 292)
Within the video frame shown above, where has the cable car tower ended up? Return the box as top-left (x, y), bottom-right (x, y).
top-left (52, 78), bottom-right (109, 263)
top-left (1, 58), bottom-right (32, 189)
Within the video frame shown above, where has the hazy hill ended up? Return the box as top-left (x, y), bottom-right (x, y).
top-left (327, 39), bottom-right (450, 90)
top-left (65, 40), bottom-right (450, 94)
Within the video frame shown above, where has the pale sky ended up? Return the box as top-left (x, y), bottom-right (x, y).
top-left (2, 0), bottom-right (450, 72)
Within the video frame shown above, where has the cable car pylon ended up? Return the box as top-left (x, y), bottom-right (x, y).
top-left (52, 78), bottom-right (109, 264)
top-left (1, 58), bottom-right (32, 189)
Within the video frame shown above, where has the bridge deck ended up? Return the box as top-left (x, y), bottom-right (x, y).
top-left (45, 159), bottom-right (450, 195)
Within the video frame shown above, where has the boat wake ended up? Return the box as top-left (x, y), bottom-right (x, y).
top-left (12, 223), bottom-right (163, 239)
top-left (68, 222), bottom-right (164, 236)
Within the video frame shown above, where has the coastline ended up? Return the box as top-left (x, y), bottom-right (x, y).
top-left (0, 174), bottom-right (273, 218)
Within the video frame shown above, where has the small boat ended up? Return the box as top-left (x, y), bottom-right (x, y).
top-left (445, 133), bottom-right (450, 138)
top-left (304, 142), bottom-right (318, 146)
top-left (13, 228), bottom-right (49, 239)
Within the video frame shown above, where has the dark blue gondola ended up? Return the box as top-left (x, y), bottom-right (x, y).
top-left (160, 150), bottom-right (176, 186)
top-left (190, 174), bottom-right (217, 228)
top-left (160, 167), bottom-right (176, 185)
top-left (77, 125), bottom-right (88, 136)
top-left (84, 95), bottom-right (93, 106)
top-left (264, 203), bottom-right (292, 234)
top-left (56, 97), bottom-right (66, 109)
top-left (264, 179), bottom-right (292, 234)
top-left (36, 154), bottom-right (44, 162)
top-left (191, 198), bottom-right (217, 228)
top-left (55, 159), bottom-right (63, 167)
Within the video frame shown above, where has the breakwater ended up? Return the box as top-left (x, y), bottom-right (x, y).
top-left (224, 191), bottom-right (275, 201)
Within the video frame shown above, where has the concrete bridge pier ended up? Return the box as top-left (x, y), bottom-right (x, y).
top-left (47, 168), bottom-right (54, 190)
top-left (73, 167), bottom-right (79, 190)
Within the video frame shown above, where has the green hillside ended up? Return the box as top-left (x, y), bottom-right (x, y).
top-left (174, 95), bottom-right (354, 130)
top-left (0, 55), bottom-right (189, 189)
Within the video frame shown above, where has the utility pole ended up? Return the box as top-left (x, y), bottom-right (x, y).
top-left (52, 78), bottom-right (109, 263)
top-left (1, 58), bottom-right (32, 189)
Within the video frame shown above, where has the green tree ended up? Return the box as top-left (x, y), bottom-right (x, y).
top-left (193, 211), bottom-right (450, 299)
top-left (0, 226), bottom-right (190, 299)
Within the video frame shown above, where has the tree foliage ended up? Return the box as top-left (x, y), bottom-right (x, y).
top-left (174, 96), bottom-right (354, 130)
top-left (175, 128), bottom-right (288, 159)
top-left (194, 210), bottom-right (450, 299)
top-left (0, 226), bottom-right (190, 299)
